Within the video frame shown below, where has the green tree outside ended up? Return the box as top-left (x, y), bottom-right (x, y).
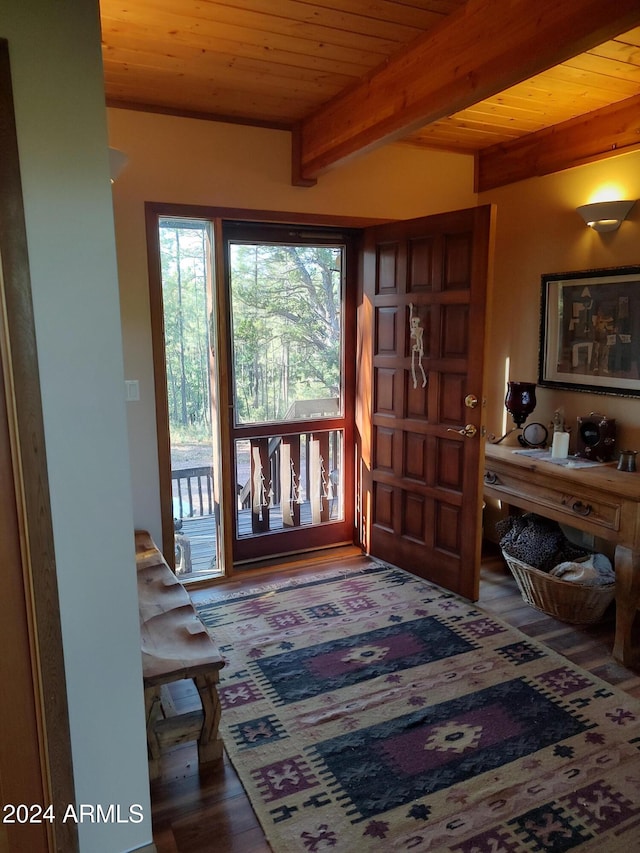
top-left (160, 220), bottom-right (343, 441)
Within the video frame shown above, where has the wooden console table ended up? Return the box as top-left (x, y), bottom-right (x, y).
top-left (483, 443), bottom-right (640, 668)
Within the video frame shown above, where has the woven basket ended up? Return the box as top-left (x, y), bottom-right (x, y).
top-left (501, 550), bottom-right (615, 624)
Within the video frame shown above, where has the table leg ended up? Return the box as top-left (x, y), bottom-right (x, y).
top-left (194, 671), bottom-right (224, 765)
top-left (613, 544), bottom-right (640, 668)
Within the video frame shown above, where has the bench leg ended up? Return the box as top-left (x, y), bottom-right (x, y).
top-left (194, 671), bottom-right (224, 765)
top-left (144, 686), bottom-right (164, 781)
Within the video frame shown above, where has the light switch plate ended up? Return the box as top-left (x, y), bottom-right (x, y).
top-left (125, 379), bottom-right (140, 401)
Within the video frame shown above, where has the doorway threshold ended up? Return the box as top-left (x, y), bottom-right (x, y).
top-left (235, 543), bottom-right (363, 573)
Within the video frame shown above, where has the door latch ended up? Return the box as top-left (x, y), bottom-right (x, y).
top-left (447, 424), bottom-right (477, 438)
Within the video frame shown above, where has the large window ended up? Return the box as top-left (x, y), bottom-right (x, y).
top-left (229, 242), bottom-right (343, 425)
top-left (159, 217), bottom-right (221, 579)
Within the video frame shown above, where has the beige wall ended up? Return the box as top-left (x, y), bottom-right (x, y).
top-left (109, 107), bottom-right (640, 550)
top-left (480, 152), bottom-right (640, 546)
top-left (480, 151), bottom-right (640, 449)
top-left (108, 108), bottom-right (477, 543)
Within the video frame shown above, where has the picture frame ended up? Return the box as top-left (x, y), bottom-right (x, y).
top-left (539, 265), bottom-right (640, 397)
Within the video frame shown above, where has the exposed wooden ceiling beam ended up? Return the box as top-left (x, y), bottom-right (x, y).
top-left (293, 0), bottom-right (640, 184)
top-left (476, 93), bottom-right (640, 192)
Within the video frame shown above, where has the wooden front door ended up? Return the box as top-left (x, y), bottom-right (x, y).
top-left (358, 206), bottom-right (493, 600)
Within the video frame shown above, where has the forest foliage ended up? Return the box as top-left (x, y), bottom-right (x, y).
top-left (160, 221), bottom-right (343, 437)
top-left (160, 223), bottom-right (211, 439)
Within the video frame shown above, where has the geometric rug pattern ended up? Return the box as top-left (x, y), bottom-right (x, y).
top-left (196, 562), bottom-right (640, 851)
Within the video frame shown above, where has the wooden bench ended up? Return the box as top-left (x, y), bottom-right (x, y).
top-left (135, 530), bottom-right (225, 780)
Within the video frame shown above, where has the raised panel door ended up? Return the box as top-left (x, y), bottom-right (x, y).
top-left (359, 206), bottom-right (493, 599)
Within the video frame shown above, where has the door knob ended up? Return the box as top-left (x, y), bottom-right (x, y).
top-left (464, 394), bottom-right (479, 409)
top-left (447, 424), bottom-right (477, 438)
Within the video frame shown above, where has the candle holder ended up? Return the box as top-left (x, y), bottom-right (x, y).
top-left (489, 381), bottom-right (537, 444)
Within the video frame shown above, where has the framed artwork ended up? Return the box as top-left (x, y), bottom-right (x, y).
top-left (539, 265), bottom-right (640, 397)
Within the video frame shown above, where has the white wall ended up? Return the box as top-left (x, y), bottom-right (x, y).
top-left (108, 107), bottom-right (477, 543)
top-left (2, 2), bottom-right (152, 851)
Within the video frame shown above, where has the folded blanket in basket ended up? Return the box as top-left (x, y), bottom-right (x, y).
top-left (496, 512), bottom-right (591, 572)
top-left (549, 553), bottom-right (615, 587)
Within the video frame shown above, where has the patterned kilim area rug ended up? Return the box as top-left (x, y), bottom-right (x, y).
top-left (196, 561), bottom-right (640, 852)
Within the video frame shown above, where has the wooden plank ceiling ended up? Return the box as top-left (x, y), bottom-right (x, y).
top-left (100, 0), bottom-right (640, 190)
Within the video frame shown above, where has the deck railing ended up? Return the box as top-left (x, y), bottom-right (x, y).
top-left (236, 429), bottom-right (341, 535)
top-left (237, 397), bottom-right (340, 510)
top-left (171, 399), bottom-right (340, 530)
top-left (171, 466), bottom-right (214, 519)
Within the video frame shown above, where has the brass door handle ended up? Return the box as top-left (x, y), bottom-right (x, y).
top-left (464, 394), bottom-right (479, 409)
top-left (447, 424), bottom-right (477, 438)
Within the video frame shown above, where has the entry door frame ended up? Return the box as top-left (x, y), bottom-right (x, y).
top-left (0, 39), bottom-right (77, 853)
top-left (146, 202), bottom-right (388, 575)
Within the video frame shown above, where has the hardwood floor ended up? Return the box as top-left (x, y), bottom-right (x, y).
top-left (150, 543), bottom-right (640, 853)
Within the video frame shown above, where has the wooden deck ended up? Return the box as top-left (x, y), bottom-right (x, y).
top-left (178, 515), bottom-right (219, 577)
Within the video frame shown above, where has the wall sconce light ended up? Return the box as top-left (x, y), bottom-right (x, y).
top-left (108, 147), bottom-right (128, 184)
top-left (576, 199), bottom-right (635, 232)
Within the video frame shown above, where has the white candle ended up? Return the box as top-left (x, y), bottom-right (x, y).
top-left (551, 431), bottom-right (569, 459)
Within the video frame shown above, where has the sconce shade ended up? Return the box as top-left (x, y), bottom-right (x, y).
top-left (576, 199), bottom-right (635, 232)
top-left (108, 147), bottom-right (128, 183)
